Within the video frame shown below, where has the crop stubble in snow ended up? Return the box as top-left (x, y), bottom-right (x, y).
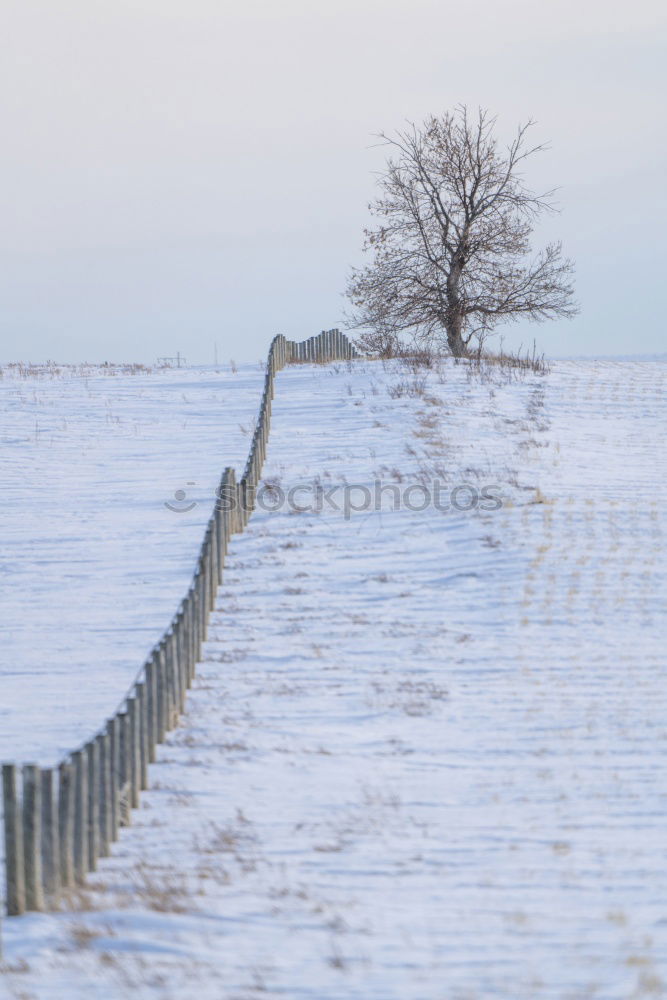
top-left (1, 357), bottom-right (666, 1000)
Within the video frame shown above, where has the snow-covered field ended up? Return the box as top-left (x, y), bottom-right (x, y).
top-left (0, 362), bottom-right (265, 763)
top-left (1, 355), bottom-right (665, 999)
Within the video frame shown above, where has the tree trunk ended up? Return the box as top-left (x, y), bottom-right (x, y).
top-left (446, 262), bottom-right (466, 357)
top-left (446, 311), bottom-right (466, 357)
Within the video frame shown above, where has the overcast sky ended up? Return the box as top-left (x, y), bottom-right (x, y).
top-left (1, 0), bottom-right (665, 363)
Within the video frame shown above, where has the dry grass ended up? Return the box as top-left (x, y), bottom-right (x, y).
top-left (0, 959), bottom-right (31, 974)
top-left (354, 333), bottom-right (549, 379)
top-left (68, 922), bottom-right (104, 949)
top-left (0, 361), bottom-right (153, 379)
top-left (129, 862), bottom-right (191, 913)
top-left (387, 376), bottom-right (427, 399)
top-left (466, 339), bottom-right (550, 379)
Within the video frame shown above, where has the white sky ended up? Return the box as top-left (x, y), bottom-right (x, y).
top-left (1, 0), bottom-right (665, 363)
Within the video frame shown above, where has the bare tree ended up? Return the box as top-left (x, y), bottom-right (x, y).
top-left (347, 106), bottom-right (577, 358)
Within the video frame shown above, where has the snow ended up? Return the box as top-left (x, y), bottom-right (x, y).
top-left (0, 362), bottom-right (265, 763)
top-left (1, 355), bottom-right (666, 999)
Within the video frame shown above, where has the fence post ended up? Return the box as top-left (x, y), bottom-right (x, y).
top-left (215, 506), bottom-right (227, 587)
top-left (72, 749), bottom-right (89, 884)
top-left (177, 616), bottom-right (186, 711)
top-left (127, 696), bottom-right (140, 809)
top-left (96, 730), bottom-right (111, 858)
top-left (232, 467), bottom-right (241, 533)
top-left (145, 655), bottom-right (158, 761)
top-left (210, 516), bottom-right (219, 603)
top-left (118, 712), bottom-right (131, 827)
top-left (198, 564), bottom-right (208, 643)
top-left (192, 580), bottom-right (200, 660)
top-left (215, 504), bottom-right (225, 584)
top-left (191, 575), bottom-right (200, 664)
top-left (220, 466), bottom-right (237, 534)
top-left (58, 761), bottom-right (74, 889)
top-left (22, 764), bottom-right (44, 911)
top-left (210, 521), bottom-right (218, 608)
top-left (175, 617), bottom-right (185, 713)
top-left (172, 616), bottom-right (183, 711)
top-left (185, 592), bottom-right (195, 683)
top-left (190, 588), bottom-right (198, 679)
top-left (108, 717), bottom-right (119, 841)
top-left (197, 562), bottom-right (205, 643)
top-left (40, 768), bottom-right (60, 900)
top-left (172, 628), bottom-right (181, 724)
top-left (86, 741), bottom-right (99, 872)
top-left (166, 630), bottom-right (178, 727)
top-left (117, 701), bottom-right (132, 826)
top-left (155, 642), bottom-right (167, 743)
top-left (206, 521), bottom-right (215, 605)
top-left (2, 764), bottom-right (26, 915)
top-left (221, 503), bottom-right (230, 562)
top-left (176, 612), bottom-right (188, 706)
top-left (136, 681), bottom-right (149, 792)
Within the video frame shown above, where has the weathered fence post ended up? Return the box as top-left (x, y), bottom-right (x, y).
top-left (108, 717), bottom-right (119, 840)
top-left (127, 696), bottom-right (140, 809)
top-left (22, 764), bottom-right (44, 911)
top-left (72, 749), bottom-right (89, 884)
top-left (210, 517), bottom-right (219, 604)
top-left (136, 681), bottom-right (149, 791)
top-left (86, 740), bottom-right (99, 872)
top-left (191, 574), bottom-right (200, 663)
top-left (226, 468), bottom-right (242, 534)
top-left (192, 579), bottom-right (201, 666)
top-left (166, 630), bottom-right (178, 727)
top-left (58, 760), bottom-right (74, 889)
top-left (41, 767), bottom-right (60, 899)
top-left (198, 564), bottom-right (208, 643)
top-left (117, 711), bottom-right (131, 827)
top-left (185, 591), bottom-right (195, 684)
top-left (3, 764), bottom-right (26, 915)
top-left (96, 730), bottom-right (111, 858)
top-left (215, 504), bottom-right (225, 584)
top-left (156, 641), bottom-right (167, 743)
top-left (176, 611), bottom-right (188, 705)
top-left (145, 656), bottom-right (157, 762)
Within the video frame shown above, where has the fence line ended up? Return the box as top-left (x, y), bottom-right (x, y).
top-left (1, 329), bottom-right (359, 916)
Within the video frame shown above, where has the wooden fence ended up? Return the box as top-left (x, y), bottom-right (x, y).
top-left (1, 329), bottom-right (358, 916)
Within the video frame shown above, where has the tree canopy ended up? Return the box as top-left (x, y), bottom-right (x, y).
top-left (347, 106), bottom-right (577, 357)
